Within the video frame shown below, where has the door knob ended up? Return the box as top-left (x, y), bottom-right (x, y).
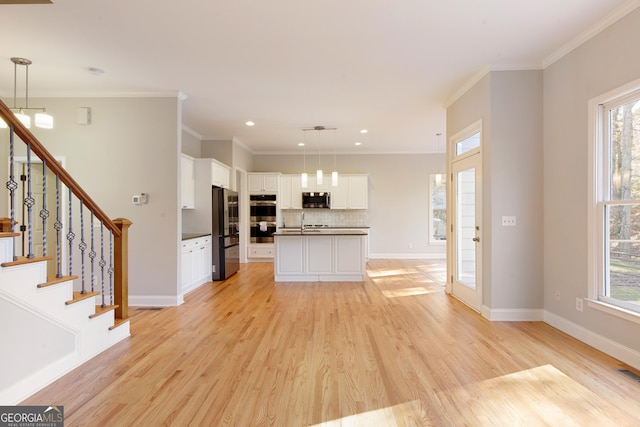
top-left (472, 237), bottom-right (480, 242)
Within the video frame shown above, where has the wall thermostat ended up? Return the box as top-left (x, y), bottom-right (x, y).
top-left (132, 193), bottom-right (148, 206)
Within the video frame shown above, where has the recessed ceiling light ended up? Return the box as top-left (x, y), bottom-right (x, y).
top-left (354, 142), bottom-right (362, 146)
top-left (245, 121), bottom-right (255, 126)
top-left (360, 129), bottom-right (368, 134)
top-left (298, 142), bottom-right (305, 147)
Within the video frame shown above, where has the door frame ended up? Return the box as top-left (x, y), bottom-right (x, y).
top-left (446, 121), bottom-right (483, 311)
top-left (11, 156), bottom-right (67, 271)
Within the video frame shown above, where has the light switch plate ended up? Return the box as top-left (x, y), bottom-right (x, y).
top-left (502, 216), bottom-right (516, 226)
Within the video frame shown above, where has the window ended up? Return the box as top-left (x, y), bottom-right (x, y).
top-left (429, 174), bottom-right (446, 244)
top-left (591, 84), bottom-right (640, 318)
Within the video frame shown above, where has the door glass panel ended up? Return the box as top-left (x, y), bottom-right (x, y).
top-left (456, 167), bottom-right (476, 288)
top-left (456, 132), bottom-right (480, 156)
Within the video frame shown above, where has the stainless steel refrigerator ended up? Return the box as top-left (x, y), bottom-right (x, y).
top-left (212, 187), bottom-right (240, 280)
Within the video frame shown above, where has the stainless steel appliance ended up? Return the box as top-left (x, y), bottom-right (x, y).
top-left (302, 192), bottom-right (330, 208)
top-left (250, 194), bottom-right (277, 243)
top-left (212, 187), bottom-right (240, 280)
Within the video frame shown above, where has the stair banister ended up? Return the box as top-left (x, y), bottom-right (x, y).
top-left (0, 99), bottom-right (130, 322)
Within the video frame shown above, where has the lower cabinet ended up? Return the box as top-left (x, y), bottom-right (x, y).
top-left (274, 234), bottom-right (366, 281)
top-left (248, 243), bottom-right (275, 260)
top-left (181, 236), bottom-right (212, 294)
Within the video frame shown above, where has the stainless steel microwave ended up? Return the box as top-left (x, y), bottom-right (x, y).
top-left (302, 192), bottom-right (330, 208)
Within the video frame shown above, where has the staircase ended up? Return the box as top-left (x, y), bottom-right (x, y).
top-left (0, 100), bottom-right (132, 405)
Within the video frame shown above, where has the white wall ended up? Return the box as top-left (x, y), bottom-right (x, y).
top-left (447, 70), bottom-right (544, 315)
top-left (543, 8), bottom-right (640, 353)
top-left (253, 153), bottom-right (446, 258)
top-left (1, 96), bottom-right (183, 305)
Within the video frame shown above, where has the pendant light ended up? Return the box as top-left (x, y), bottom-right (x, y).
top-left (435, 133), bottom-right (443, 187)
top-left (301, 131), bottom-right (308, 188)
top-left (0, 57), bottom-right (54, 130)
top-left (316, 127), bottom-right (323, 185)
top-left (331, 128), bottom-right (338, 187)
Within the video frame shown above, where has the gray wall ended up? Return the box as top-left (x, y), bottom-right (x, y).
top-left (447, 70), bottom-right (544, 314)
top-left (1, 96), bottom-right (183, 305)
top-left (253, 153), bottom-right (446, 257)
top-left (543, 9), bottom-right (640, 352)
top-left (182, 129), bottom-right (201, 158)
top-left (202, 140), bottom-right (233, 165)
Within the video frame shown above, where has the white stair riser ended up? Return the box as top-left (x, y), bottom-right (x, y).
top-left (0, 247), bottom-right (130, 405)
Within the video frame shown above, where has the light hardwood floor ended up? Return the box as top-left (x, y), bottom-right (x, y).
top-left (22, 259), bottom-right (640, 426)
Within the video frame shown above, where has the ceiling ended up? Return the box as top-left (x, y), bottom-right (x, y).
top-left (0, 1), bottom-right (636, 154)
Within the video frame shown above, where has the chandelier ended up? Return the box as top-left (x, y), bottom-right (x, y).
top-left (0, 57), bottom-right (53, 129)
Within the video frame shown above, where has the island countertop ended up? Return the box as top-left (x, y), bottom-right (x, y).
top-left (274, 229), bottom-right (368, 236)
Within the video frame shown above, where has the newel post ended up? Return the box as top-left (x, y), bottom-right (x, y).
top-left (0, 218), bottom-right (16, 233)
top-left (113, 218), bottom-right (133, 320)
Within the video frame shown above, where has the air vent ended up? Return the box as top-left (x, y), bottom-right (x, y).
top-left (616, 369), bottom-right (640, 383)
top-left (136, 307), bottom-right (164, 311)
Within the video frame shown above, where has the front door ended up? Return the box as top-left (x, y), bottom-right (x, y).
top-left (451, 152), bottom-right (482, 311)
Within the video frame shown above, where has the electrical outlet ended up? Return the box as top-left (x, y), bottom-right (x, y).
top-left (408, 242), bottom-right (413, 249)
top-left (502, 216), bottom-right (517, 226)
top-left (576, 297), bottom-right (584, 312)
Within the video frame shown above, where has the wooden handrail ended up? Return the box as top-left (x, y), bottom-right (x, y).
top-left (0, 100), bottom-right (120, 237)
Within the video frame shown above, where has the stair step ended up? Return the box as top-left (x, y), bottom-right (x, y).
top-left (0, 232), bottom-right (20, 238)
top-left (37, 275), bottom-right (79, 288)
top-left (109, 318), bottom-right (130, 331)
top-left (66, 291), bottom-right (100, 305)
top-left (1, 255), bottom-right (52, 268)
top-left (89, 304), bottom-right (118, 319)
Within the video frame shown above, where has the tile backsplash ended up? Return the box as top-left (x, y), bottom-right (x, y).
top-left (281, 209), bottom-right (368, 228)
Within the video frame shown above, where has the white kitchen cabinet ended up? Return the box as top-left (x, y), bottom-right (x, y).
top-left (181, 235), bottom-right (212, 294)
top-left (248, 243), bottom-right (275, 259)
top-left (248, 173), bottom-right (280, 194)
top-left (181, 154), bottom-right (195, 209)
top-left (280, 175), bottom-right (303, 209)
top-left (306, 175), bottom-right (330, 192)
top-left (274, 233), bottom-right (366, 281)
top-left (211, 160), bottom-right (230, 189)
top-left (330, 175), bottom-right (368, 209)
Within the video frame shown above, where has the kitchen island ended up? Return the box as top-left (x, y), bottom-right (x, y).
top-left (273, 229), bottom-right (367, 282)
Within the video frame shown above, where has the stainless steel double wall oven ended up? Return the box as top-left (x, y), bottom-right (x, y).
top-left (250, 194), bottom-right (277, 243)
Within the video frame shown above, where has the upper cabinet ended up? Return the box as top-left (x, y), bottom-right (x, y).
top-left (280, 175), bottom-right (303, 209)
top-left (181, 154), bottom-right (195, 209)
top-left (249, 173), bottom-right (280, 194)
top-left (330, 175), bottom-right (368, 209)
top-left (211, 160), bottom-right (230, 189)
top-left (305, 175), bottom-right (330, 193)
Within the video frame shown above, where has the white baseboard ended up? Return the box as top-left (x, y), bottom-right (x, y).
top-left (369, 253), bottom-right (446, 260)
top-left (544, 310), bottom-right (640, 371)
top-left (482, 307), bottom-right (544, 321)
top-left (128, 295), bottom-right (183, 307)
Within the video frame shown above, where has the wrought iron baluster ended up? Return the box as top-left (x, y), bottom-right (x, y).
top-left (79, 200), bottom-right (87, 294)
top-left (99, 222), bottom-right (106, 308)
top-left (54, 174), bottom-right (63, 277)
top-left (89, 212), bottom-right (96, 292)
top-left (24, 143), bottom-right (35, 258)
top-left (40, 159), bottom-right (49, 257)
top-left (109, 231), bottom-right (114, 305)
top-left (5, 126), bottom-right (18, 261)
top-left (67, 186), bottom-right (75, 276)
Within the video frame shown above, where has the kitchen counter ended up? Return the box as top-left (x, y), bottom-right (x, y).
top-left (182, 232), bottom-right (211, 240)
top-left (274, 229), bottom-right (368, 236)
top-left (274, 231), bottom-right (366, 282)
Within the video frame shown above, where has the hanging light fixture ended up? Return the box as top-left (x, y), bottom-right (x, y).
top-left (331, 128), bottom-right (338, 187)
top-left (301, 131), bottom-right (308, 188)
top-left (316, 126), bottom-right (323, 185)
top-left (0, 57), bottom-right (54, 130)
top-left (435, 133), bottom-right (443, 187)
